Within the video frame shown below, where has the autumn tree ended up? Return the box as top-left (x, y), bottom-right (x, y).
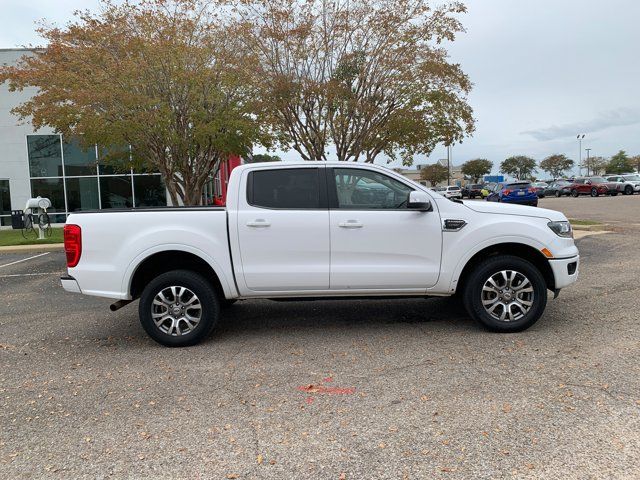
top-left (606, 150), bottom-right (633, 174)
top-left (461, 158), bottom-right (492, 182)
top-left (0, 0), bottom-right (265, 206)
top-left (500, 156), bottom-right (536, 180)
top-left (630, 155), bottom-right (640, 173)
top-left (539, 154), bottom-right (574, 180)
top-left (583, 156), bottom-right (607, 175)
top-left (420, 163), bottom-right (449, 186)
top-left (237, 0), bottom-right (474, 165)
top-left (246, 153), bottom-right (281, 163)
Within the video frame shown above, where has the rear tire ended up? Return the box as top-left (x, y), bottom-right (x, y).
top-left (139, 270), bottom-right (219, 347)
top-left (625, 185), bottom-right (633, 195)
top-left (463, 255), bottom-right (548, 332)
top-left (590, 188), bottom-right (598, 197)
top-left (571, 189), bottom-right (579, 197)
top-left (555, 190), bottom-right (561, 197)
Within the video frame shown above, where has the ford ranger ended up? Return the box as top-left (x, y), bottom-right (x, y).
top-left (61, 162), bottom-right (579, 347)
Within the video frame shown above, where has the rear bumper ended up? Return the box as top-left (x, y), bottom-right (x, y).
top-left (549, 255), bottom-right (579, 289)
top-left (60, 275), bottom-right (81, 294)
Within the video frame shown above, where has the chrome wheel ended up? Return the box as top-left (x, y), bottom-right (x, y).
top-left (481, 270), bottom-right (534, 322)
top-left (151, 286), bottom-right (202, 336)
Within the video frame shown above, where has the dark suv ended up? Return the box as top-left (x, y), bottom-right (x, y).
top-left (461, 184), bottom-right (483, 199)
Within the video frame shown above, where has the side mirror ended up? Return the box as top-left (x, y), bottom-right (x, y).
top-left (586, 180), bottom-right (592, 185)
top-left (408, 191), bottom-right (431, 211)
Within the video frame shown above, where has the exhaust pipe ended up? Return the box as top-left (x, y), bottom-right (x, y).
top-left (110, 300), bottom-right (133, 312)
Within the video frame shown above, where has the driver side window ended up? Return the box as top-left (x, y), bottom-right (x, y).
top-left (332, 168), bottom-right (413, 209)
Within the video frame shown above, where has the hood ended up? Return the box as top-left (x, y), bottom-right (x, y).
top-left (463, 200), bottom-right (566, 221)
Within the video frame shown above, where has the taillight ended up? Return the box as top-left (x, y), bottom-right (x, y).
top-left (64, 224), bottom-right (82, 268)
top-left (503, 189), bottom-right (511, 195)
top-left (529, 187), bottom-right (536, 193)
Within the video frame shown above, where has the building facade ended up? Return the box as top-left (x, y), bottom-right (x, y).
top-left (0, 49), bottom-right (166, 226)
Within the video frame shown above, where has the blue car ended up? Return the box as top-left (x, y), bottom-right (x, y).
top-left (486, 181), bottom-right (538, 207)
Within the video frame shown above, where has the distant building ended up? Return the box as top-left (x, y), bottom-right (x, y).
top-left (396, 158), bottom-right (464, 187)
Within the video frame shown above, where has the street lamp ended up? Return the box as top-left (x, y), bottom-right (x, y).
top-left (585, 148), bottom-right (591, 175)
top-left (577, 134), bottom-right (585, 175)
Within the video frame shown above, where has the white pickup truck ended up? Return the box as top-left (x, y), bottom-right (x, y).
top-left (61, 162), bottom-right (579, 347)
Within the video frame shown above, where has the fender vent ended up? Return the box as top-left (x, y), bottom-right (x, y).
top-left (443, 219), bottom-right (467, 231)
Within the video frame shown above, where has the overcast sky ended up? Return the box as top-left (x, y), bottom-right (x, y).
top-left (2, 0), bottom-right (639, 173)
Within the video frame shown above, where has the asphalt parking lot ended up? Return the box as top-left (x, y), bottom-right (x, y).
top-left (1, 196), bottom-right (640, 479)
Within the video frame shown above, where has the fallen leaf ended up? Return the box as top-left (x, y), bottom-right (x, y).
top-left (339, 473), bottom-right (346, 480)
top-left (226, 475), bottom-right (239, 479)
top-left (502, 403), bottom-right (512, 413)
top-left (257, 454), bottom-right (263, 465)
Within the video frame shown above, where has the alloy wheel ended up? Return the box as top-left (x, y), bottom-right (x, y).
top-left (481, 270), bottom-right (534, 322)
top-left (151, 286), bottom-right (202, 336)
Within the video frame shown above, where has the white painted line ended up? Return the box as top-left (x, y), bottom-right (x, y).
top-left (0, 252), bottom-right (50, 269)
top-left (0, 272), bottom-right (56, 278)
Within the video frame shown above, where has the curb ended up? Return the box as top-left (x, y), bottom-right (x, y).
top-left (0, 243), bottom-right (64, 254)
top-left (571, 224), bottom-right (610, 232)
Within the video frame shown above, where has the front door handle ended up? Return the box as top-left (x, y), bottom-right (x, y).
top-left (246, 219), bottom-right (271, 228)
top-left (338, 220), bottom-right (363, 228)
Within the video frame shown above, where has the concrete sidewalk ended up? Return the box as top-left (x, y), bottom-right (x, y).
top-left (0, 243), bottom-right (64, 254)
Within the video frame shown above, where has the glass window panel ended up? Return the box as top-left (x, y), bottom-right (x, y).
top-left (65, 177), bottom-right (99, 212)
top-left (98, 145), bottom-right (132, 174)
top-left (27, 135), bottom-right (63, 177)
top-left (63, 139), bottom-right (97, 176)
top-left (100, 175), bottom-right (133, 209)
top-left (0, 180), bottom-right (10, 214)
top-left (30, 178), bottom-right (65, 216)
top-left (134, 175), bottom-right (166, 207)
top-left (248, 169), bottom-right (320, 209)
top-left (333, 168), bottom-right (413, 209)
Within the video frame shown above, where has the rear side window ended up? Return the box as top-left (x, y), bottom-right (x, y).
top-left (248, 168), bottom-right (321, 209)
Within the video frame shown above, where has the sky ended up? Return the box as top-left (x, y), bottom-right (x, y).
top-left (2, 0), bottom-right (640, 174)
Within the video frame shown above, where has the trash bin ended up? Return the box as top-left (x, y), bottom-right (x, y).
top-left (11, 210), bottom-right (24, 229)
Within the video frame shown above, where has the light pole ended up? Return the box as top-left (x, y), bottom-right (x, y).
top-left (577, 134), bottom-right (585, 175)
top-left (585, 148), bottom-right (591, 175)
top-left (446, 144), bottom-right (452, 185)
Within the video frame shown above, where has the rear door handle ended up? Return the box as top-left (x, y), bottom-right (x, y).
top-left (246, 219), bottom-right (271, 228)
top-left (338, 220), bottom-right (363, 228)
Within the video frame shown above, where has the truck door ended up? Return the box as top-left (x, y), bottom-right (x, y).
top-left (235, 166), bottom-right (330, 291)
top-left (328, 167), bottom-right (442, 291)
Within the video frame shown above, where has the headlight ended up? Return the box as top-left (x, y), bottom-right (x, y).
top-left (548, 221), bottom-right (573, 238)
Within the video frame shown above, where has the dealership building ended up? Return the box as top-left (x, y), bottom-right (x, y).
top-left (0, 48), bottom-right (168, 226)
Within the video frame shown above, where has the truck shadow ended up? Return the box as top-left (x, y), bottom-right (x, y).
top-left (212, 296), bottom-right (478, 341)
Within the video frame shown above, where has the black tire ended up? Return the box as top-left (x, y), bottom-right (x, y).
top-left (610, 191), bottom-right (618, 196)
top-left (555, 190), bottom-right (561, 197)
top-left (590, 188), bottom-right (598, 197)
top-left (463, 255), bottom-right (548, 333)
top-left (571, 189), bottom-right (579, 197)
top-left (624, 185), bottom-right (633, 195)
top-left (138, 270), bottom-right (220, 347)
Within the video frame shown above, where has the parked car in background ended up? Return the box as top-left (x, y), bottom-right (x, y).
top-left (486, 181), bottom-right (538, 207)
top-left (544, 180), bottom-right (572, 197)
top-left (532, 182), bottom-right (549, 198)
top-left (434, 185), bottom-right (463, 199)
top-left (605, 174), bottom-right (640, 195)
top-left (565, 177), bottom-right (616, 197)
top-left (461, 184), bottom-right (483, 199)
top-left (481, 182), bottom-right (496, 198)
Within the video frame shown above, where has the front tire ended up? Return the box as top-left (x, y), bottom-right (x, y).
top-left (139, 270), bottom-right (220, 347)
top-left (555, 190), bottom-right (562, 197)
top-left (571, 189), bottom-right (579, 197)
top-left (463, 255), bottom-right (548, 332)
top-left (590, 188), bottom-right (599, 197)
top-left (624, 185), bottom-right (633, 195)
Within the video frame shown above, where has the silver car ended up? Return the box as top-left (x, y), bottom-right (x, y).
top-left (606, 174), bottom-right (640, 195)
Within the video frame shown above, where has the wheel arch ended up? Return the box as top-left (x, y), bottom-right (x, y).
top-left (456, 242), bottom-right (555, 295)
top-left (126, 248), bottom-right (232, 300)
